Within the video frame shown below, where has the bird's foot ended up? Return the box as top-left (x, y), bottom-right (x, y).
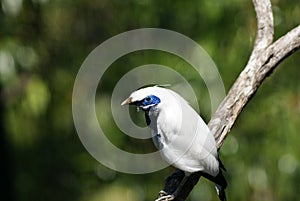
top-left (155, 190), bottom-right (174, 201)
top-left (155, 195), bottom-right (174, 201)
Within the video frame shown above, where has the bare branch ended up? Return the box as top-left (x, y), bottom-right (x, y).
top-left (212, 24), bottom-right (300, 148)
top-left (251, 0), bottom-right (274, 51)
top-left (210, 0), bottom-right (275, 147)
top-left (157, 0), bottom-right (300, 200)
top-left (266, 24), bottom-right (300, 68)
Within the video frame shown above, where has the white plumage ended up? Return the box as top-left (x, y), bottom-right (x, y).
top-left (121, 86), bottom-right (227, 201)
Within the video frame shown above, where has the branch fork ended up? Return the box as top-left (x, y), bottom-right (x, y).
top-left (156, 0), bottom-right (300, 200)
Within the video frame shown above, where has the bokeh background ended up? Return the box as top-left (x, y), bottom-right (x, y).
top-left (1, 0), bottom-right (299, 201)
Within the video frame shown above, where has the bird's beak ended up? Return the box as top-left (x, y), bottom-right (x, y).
top-left (121, 97), bottom-right (132, 106)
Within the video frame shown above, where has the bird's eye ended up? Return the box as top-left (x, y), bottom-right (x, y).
top-left (141, 95), bottom-right (160, 107)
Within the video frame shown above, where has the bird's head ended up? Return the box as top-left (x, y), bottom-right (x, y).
top-left (121, 86), bottom-right (163, 111)
top-left (121, 86), bottom-right (184, 127)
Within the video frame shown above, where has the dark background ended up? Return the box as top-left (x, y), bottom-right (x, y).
top-left (1, 0), bottom-right (299, 201)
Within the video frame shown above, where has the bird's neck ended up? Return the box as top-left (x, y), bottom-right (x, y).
top-left (147, 105), bottom-right (182, 138)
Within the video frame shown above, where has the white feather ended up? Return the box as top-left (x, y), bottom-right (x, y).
top-left (128, 86), bottom-right (219, 176)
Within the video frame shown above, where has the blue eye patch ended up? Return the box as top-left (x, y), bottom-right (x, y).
top-left (142, 95), bottom-right (161, 106)
top-left (130, 95), bottom-right (161, 108)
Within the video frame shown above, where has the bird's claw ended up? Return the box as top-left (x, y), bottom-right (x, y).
top-left (158, 190), bottom-right (167, 197)
top-left (155, 191), bottom-right (174, 201)
top-left (155, 195), bottom-right (174, 201)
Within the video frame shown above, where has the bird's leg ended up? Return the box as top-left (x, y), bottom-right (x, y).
top-left (172, 174), bottom-right (190, 197)
top-left (155, 173), bottom-right (190, 201)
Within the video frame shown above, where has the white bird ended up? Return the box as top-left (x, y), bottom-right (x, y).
top-left (121, 86), bottom-right (227, 201)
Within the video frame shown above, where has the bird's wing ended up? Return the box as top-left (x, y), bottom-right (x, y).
top-left (170, 90), bottom-right (219, 175)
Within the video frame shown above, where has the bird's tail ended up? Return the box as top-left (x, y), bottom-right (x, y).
top-left (215, 158), bottom-right (227, 201)
top-left (201, 158), bottom-right (227, 201)
top-left (214, 170), bottom-right (227, 201)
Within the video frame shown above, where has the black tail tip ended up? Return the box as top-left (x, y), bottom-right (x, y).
top-left (218, 188), bottom-right (227, 201)
top-left (216, 167), bottom-right (227, 201)
top-left (215, 184), bottom-right (227, 201)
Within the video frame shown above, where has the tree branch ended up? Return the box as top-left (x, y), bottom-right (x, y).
top-left (157, 0), bottom-right (300, 200)
top-left (251, 0), bottom-right (274, 51)
top-left (211, 0), bottom-right (275, 147)
top-left (212, 24), bottom-right (300, 148)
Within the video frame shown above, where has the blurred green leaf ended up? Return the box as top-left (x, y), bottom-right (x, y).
top-left (1, 0), bottom-right (299, 201)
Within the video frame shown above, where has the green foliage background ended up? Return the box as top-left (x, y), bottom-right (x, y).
top-left (0, 0), bottom-right (299, 201)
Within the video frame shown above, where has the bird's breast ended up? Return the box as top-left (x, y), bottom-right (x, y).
top-left (148, 102), bottom-right (219, 175)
